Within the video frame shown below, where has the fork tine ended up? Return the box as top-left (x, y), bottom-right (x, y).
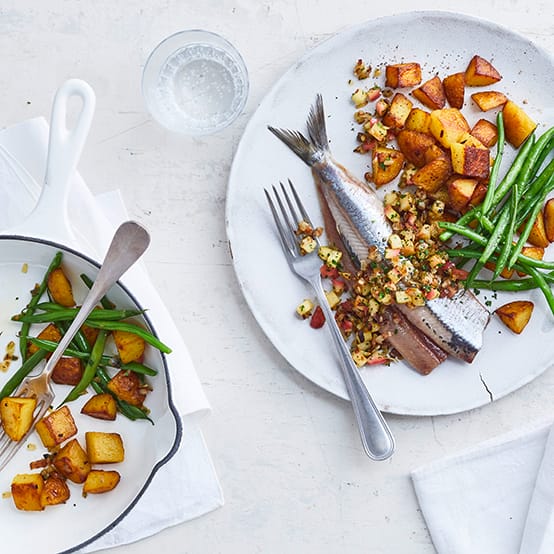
top-left (272, 184), bottom-right (298, 241)
top-left (280, 181), bottom-right (302, 227)
top-left (287, 179), bottom-right (313, 227)
top-left (264, 188), bottom-right (296, 256)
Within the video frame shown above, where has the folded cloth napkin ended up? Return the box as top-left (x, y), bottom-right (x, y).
top-left (0, 117), bottom-right (224, 551)
top-left (411, 419), bottom-right (554, 554)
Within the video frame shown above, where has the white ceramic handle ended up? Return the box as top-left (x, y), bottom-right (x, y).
top-left (8, 79), bottom-right (96, 241)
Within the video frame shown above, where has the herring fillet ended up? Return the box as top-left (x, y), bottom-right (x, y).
top-left (268, 94), bottom-right (490, 363)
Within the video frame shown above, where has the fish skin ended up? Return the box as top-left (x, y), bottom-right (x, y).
top-left (268, 94), bottom-right (490, 363)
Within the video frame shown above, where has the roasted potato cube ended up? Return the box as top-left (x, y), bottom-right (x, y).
top-left (502, 100), bottom-right (537, 148)
top-left (35, 405), bottom-right (77, 449)
top-left (51, 357), bottom-right (83, 386)
top-left (543, 198), bottom-right (554, 243)
top-left (396, 130), bottom-right (436, 168)
top-left (41, 474), bottom-right (70, 506)
top-left (442, 72), bottom-right (465, 109)
top-left (82, 469), bottom-right (121, 496)
top-left (381, 93), bottom-right (413, 129)
top-left (404, 108), bottom-right (431, 133)
top-left (27, 323), bottom-right (62, 356)
top-left (447, 177), bottom-right (479, 212)
top-left (81, 324), bottom-right (100, 348)
top-left (113, 326), bottom-right (146, 364)
top-left (429, 108), bottom-right (470, 148)
top-left (523, 211), bottom-right (550, 248)
top-left (385, 62), bottom-right (422, 88)
top-left (81, 393), bottom-right (117, 421)
top-left (85, 432), bottom-right (125, 464)
top-left (11, 473), bottom-right (44, 511)
top-left (424, 144), bottom-right (449, 164)
top-left (471, 91), bottom-right (508, 111)
top-left (411, 159), bottom-right (452, 193)
top-left (495, 301), bottom-right (533, 334)
top-left (0, 397), bottom-right (37, 441)
top-left (468, 181), bottom-right (488, 208)
top-left (371, 146), bottom-right (405, 186)
top-left (53, 438), bottom-right (91, 483)
top-left (411, 75), bottom-right (446, 110)
top-left (47, 267), bottom-right (76, 307)
top-left (107, 370), bottom-right (148, 407)
top-left (470, 119), bottom-right (498, 148)
top-left (450, 142), bottom-right (490, 179)
top-left (464, 55), bottom-right (502, 86)
top-left (484, 260), bottom-right (514, 280)
top-left (517, 247), bottom-right (545, 277)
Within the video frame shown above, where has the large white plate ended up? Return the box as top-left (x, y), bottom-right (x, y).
top-left (226, 11), bottom-right (554, 415)
top-left (0, 238), bottom-right (181, 553)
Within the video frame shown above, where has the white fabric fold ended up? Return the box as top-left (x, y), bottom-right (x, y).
top-left (411, 420), bottom-right (554, 554)
top-left (0, 117), bottom-right (224, 551)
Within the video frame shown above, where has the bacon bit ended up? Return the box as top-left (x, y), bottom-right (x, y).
top-left (320, 265), bottom-right (339, 279)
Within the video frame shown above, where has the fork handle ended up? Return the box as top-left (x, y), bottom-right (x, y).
top-left (310, 277), bottom-right (395, 461)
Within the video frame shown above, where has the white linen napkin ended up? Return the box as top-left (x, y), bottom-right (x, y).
top-left (0, 117), bottom-right (224, 551)
top-left (411, 419), bottom-right (554, 554)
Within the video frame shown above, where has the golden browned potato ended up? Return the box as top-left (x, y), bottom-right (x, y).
top-left (424, 144), bottom-right (448, 164)
top-left (51, 357), bottom-right (83, 386)
top-left (82, 469), bottom-right (121, 496)
top-left (524, 210), bottom-right (550, 248)
top-left (381, 93), bottom-right (413, 129)
top-left (484, 260), bottom-right (514, 280)
top-left (502, 100), bottom-right (537, 148)
top-left (543, 198), bottom-right (554, 243)
top-left (517, 246), bottom-right (545, 277)
top-left (396, 130), bottom-right (436, 167)
top-left (85, 432), bottom-right (125, 464)
top-left (47, 267), bottom-right (76, 307)
top-left (470, 119), bottom-right (498, 148)
top-left (471, 91), bottom-right (508, 111)
top-left (495, 301), bottom-right (534, 334)
top-left (11, 473), bottom-right (44, 511)
top-left (442, 72), bottom-right (465, 109)
top-left (404, 108), bottom-right (431, 133)
top-left (385, 62), bottom-right (422, 88)
top-left (27, 323), bottom-right (62, 356)
top-left (411, 75), bottom-right (446, 110)
top-left (81, 324), bottom-right (100, 348)
top-left (40, 474), bottom-right (70, 506)
top-left (468, 181), bottom-right (488, 207)
top-left (0, 397), bottom-right (37, 441)
top-left (411, 159), bottom-right (451, 193)
top-left (113, 326), bottom-right (146, 364)
top-left (447, 177), bottom-right (479, 212)
top-left (53, 438), bottom-right (91, 483)
top-left (464, 55), bottom-right (502, 86)
top-left (429, 108), bottom-right (470, 148)
top-left (35, 405), bottom-right (78, 450)
top-left (81, 393), bottom-right (117, 421)
top-left (371, 147), bottom-right (405, 186)
top-left (107, 370), bottom-right (148, 407)
top-left (450, 142), bottom-right (490, 179)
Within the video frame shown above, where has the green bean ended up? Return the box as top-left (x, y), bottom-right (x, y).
top-left (493, 183), bottom-right (519, 280)
top-left (480, 112), bottom-right (505, 218)
top-left (466, 208), bottom-right (510, 287)
top-left (119, 361), bottom-right (158, 376)
top-left (27, 337), bottom-right (111, 364)
top-left (18, 252), bottom-right (63, 361)
top-left (0, 349), bottom-right (48, 399)
top-left (13, 307), bottom-right (145, 324)
top-left (85, 320), bottom-right (172, 354)
top-left (516, 159), bottom-right (554, 226)
top-left (61, 330), bottom-right (108, 404)
top-left (508, 175), bottom-right (554, 269)
top-left (516, 127), bottom-right (554, 187)
top-left (80, 273), bottom-right (116, 310)
top-left (526, 265), bottom-right (554, 317)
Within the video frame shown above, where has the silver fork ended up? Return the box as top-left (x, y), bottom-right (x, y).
top-left (265, 180), bottom-right (395, 461)
top-left (0, 221), bottom-right (150, 472)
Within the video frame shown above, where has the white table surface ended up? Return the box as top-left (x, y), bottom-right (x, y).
top-left (1, 1), bottom-right (553, 553)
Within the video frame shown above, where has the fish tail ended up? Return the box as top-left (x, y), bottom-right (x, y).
top-left (268, 94), bottom-right (329, 166)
